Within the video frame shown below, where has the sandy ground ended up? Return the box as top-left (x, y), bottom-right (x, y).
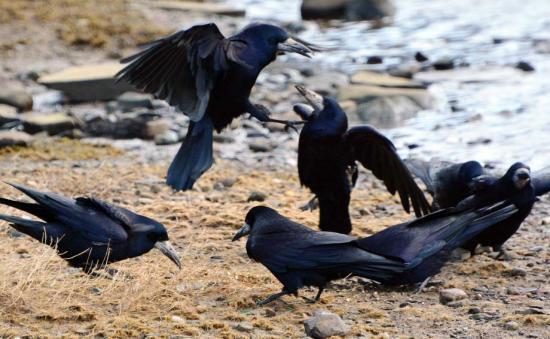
top-left (0, 1), bottom-right (548, 338)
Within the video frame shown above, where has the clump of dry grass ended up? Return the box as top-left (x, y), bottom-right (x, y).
top-left (0, 147), bottom-right (548, 337)
top-left (0, 0), bottom-right (171, 48)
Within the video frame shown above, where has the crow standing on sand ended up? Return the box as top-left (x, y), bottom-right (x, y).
top-left (116, 23), bottom-right (322, 191)
top-left (293, 86), bottom-right (430, 234)
top-left (407, 160), bottom-right (549, 257)
top-left (232, 203), bottom-right (516, 305)
top-left (0, 183), bottom-right (181, 273)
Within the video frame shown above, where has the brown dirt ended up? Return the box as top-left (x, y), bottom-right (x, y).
top-left (0, 147), bottom-right (548, 338)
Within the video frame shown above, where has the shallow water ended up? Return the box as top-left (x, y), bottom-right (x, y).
top-left (227, 0), bottom-right (550, 170)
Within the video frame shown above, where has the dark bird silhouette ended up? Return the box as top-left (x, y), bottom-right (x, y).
top-left (294, 86), bottom-right (430, 234)
top-left (0, 183), bottom-right (181, 273)
top-left (232, 204), bottom-right (516, 304)
top-left (405, 159), bottom-right (485, 209)
top-left (116, 23), bottom-right (322, 191)
top-left (407, 160), bottom-right (542, 258)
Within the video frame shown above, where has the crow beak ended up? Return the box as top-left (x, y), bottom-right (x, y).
top-left (295, 85), bottom-right (324, 112)
top-left (232, 223), bottom-right (251, 242)
top-left (155, 241), bottom-right (182, 269)
top-left (514, 168), bottom-right (531, 189)
top-left (278, 37), bottom-right (313, 58)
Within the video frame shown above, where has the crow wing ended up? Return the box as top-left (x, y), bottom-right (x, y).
top-left (249, 231), bottom-right (403, 280)
top-left (343, 126), bottom-right (431, 217)
top-left (6, 183), bottom-right (128, 244)
top-left (116, 23), bottom-right (247, 121)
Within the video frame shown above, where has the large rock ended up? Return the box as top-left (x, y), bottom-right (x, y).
top-left (414, 67), bottom-right (522, 84)
top-left (303, 71), bottom-right (350, 96)
top-left (338, 83), bottom-right (434, 127)
top-left (21, 112), bottom-right (78, 135)
top-left (301, 0), bottom-right (395, 21)
top-left (0, 130), bottom-right (33, 147)
top-left (152, 1), bottom-right (245, 16)
top-left (38, 63), bottom-right (134, 102)
top-left (0, 84), bottom-right (33, 111)
top-left (117, 92), bottom-right (154, 111)
top-left (0, 104), bottom-right (20, 126)
top-left (304, 310), bottom-right (350, 338)
top-left (84, 111), bottom-right (163, 139)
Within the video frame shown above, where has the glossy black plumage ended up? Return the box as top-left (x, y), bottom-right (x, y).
top-left (116, 23), bottom-right (320, 191)
top-left (0, 183), bottom-right (181, 273)
top-left (232, 204), bottom-right (516, 304)
top-left (407, 160), bottom-right (546, 255)
top-left (295, 87), bottom-right (430, 234)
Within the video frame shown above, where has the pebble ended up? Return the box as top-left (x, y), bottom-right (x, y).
top-left (468, 307), bottom-right (481, 314)
top-left (440, 288), bottom-right (468, 304)
top-left (0, 130), bottom-right (33, 147)
top-left (264, 308), bottom-right (276, 317)
top-left (415, 51), bottom-right (429, 62)
top-left (154, 130), bottom-right (180, 145)
top-left (508, 268), bottom-right (527, 277)
top-left (366, 56), bottom-right (383, 64)
top-left (504, 321), bottom-right (519, 331)
top-left (90, 287), bottom-right (102, 295)
top-left (234, 322), bottom-right (254, 333)
top-left (248, 140), bottom-right (275, 152)
top-left (248, 191), bottom-right (267, 202)
top-left (432, 57), bottom-right (455, 70)
top-left (213, 134), bottom-right (235, 144)
top-left (171, 315), bottom-right (183, 323)
top-left (304, 310), bottom-right (350, 339)
top-left (117, 91), bottom-right (154, 111)
top-left (515, 61), bottom-right (535, 72)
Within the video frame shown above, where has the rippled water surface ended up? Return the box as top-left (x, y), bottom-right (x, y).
top-left (227, 0), bottom-right (550, 169)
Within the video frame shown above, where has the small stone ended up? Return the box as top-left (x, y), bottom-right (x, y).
top-left (234, 322), bottom-right (254, 333)
top-left (446, 301), bottom-right (464, 308)
top-left (90, 287), bottom-right (102, 295)
top-left (8, 229), bottom-right (24, 238)
top-left (468, 307), bottom-right (481, 314)
top-left (117, 92), bottom-right (154, 111)
top-left (304, 310), bottom-right (350, 339)
top-left (0, 104), bottom-right (19, 125)
top-left (248, 140), bottom-right (274, 152)
top-left (0, 130), bottom-right (33, 147)
top-left (432, 57), bottom-right (455, 70)
top-left (440, 288), bottom-right (468, 304)
top-left (366, 56), bottom-right (383, 64)
top-left (471, 313), bottom-right (484, 320)
top-left (0, 84), bottom-right (33, 111)
top-left (509, 268), bottom-right (527, 277)
top-left (515, 61), bottom-right (534, 72)
top-left (220, 178), bottom-right (237, 188)
top-left (264, 308), bottom-right (276, 317)
top-left (145, 119), bottom-right (171, 139)
top-left (154, 130), bottom-right (180, 145)
top-left (450, 248), bottom-right (471, 261)
top-left (504, 321), bottom-right (519, 331)
top-left (248, 191), bottom-right (267, 202)
top-left (21, 112), bottom-right (77, 135)
top-left (213, 134), bottom-right (235, 144)
top-left (415, 51), bottom-right (429, 62)
top-left (171, 315), bottom-right (183, 323)
top-left (399, 302), bottom-right (411, 308)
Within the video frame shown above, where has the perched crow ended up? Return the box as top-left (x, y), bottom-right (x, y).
top-left (232, 204), bottom-right (516, 304)
top-left (407, 160), bottom-right (546, 257)
top-left (294, 86), bottom-right (430, 234)
top-left (116, 23), bottom-right (322, 191)
top-left (0, 183), bottom-right (181, 273)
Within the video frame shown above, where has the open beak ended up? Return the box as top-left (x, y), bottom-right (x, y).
top-left (278, 37), bottom-right (313, 58)
top-left (232, 223), bottom-right (251, 242)
top-left (155, 241), bottom-right (182, 269)
top-left (295, 85), bottom-right (324, 112)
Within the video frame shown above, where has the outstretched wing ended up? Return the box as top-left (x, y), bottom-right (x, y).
top-left (343, 126), bottom-right (431, 217)
top-left (116, 23), bottom-right (246, 121)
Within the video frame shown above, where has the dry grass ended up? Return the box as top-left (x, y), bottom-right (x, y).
top-left (0, 0), bottom-right (171, 48)
top-left (0, 144), bottom-right (548, 337)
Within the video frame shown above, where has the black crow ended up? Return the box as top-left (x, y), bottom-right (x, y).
top-left (407, 160), bottom-right (545, 258)
top-left (232, 204), bottom-right (516, 304)
top-left (116, 23), bottom-right (322, 191)
top-left (405, 159), bottom-right (485, 209)
top-left (0, 183), bottom-right (181, 273)
top-left (294, 86), bottom-right (430, 234)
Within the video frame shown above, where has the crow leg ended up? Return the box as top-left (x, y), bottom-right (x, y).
top-left (302, 287), bottom-right (324, 303)
top-left (247, 102), bottom-right (305, 133)
top-left (256, 291), bottom-right (290, 306)
top-left (414, 277), bottom-right (431, 294)
top-left (300, 196), bottom-right (318, 211)
top-left (494, 246), bottom-right (512, 261)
